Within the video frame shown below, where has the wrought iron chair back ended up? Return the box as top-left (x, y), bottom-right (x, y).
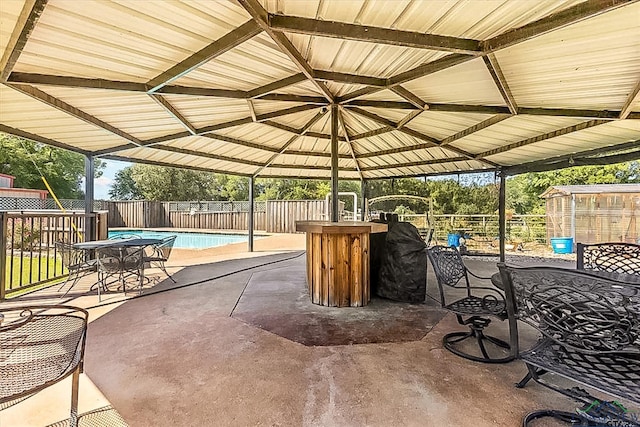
top-left (427, 245), bottom-right (513, 363)
top-left (96, 246), bottom-right (145, 300)
top-left (498, 263), bottom-right (640, 425)
top-left (426, 245), bottom-right (472, 306)
top-left (144, 235), bottom-right (177, 283)
top-left (0, 305), bottom-right (88, 427)
top-left (55, 241), bottom-right (97, 297)
top-left (576, 242), bottom-right (640, 276)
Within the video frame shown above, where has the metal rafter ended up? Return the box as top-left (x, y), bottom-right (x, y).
top-left (505, 138), bottom-right (640, 175)
top-left (248, 73), bottom-right (306, 98)
top-left (247, 99), bottom-right (257, 122)
top-left (347, 106), bottom-right (499, 167)
top-left (254, 108), bottom-right (329, 176)
top-left (267, 14), bottom-right (482, 55)
top-left (238, 0), bottom-right (334, 102)
top-left (483, 54), bottom-right (517, 114)
top-left (9, 84), bottom-right (144, 147)
top-left (102, 154), bottom-right (253, 177)
top-left (146, 20), bottom-right (262, 93)
top-left (149, 94), bottom-right (197, 135)
top-left (0, 0), bottom-right (48, 81)
top-left (0, 124), bottom-right (90, 155)
top-left (153, 145), bottom-right (264, 168)
top-left (360, 156), bottom-right (469, 172)
top-left (338, 106), bottom-right (363, 180)
top-left (357, 114), bottom-right (510, 159)
top-left (482, 0), bottom-right (637, 53)
top-left (474, 119), bottom-right (610, 159)
top-left (620, 78), bottom-right (640, 120)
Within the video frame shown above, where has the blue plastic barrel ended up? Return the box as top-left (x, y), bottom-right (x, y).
top-left (447, 233), bottom-right (460, 247)
top-left (550, 237), bottom-right (574, 254)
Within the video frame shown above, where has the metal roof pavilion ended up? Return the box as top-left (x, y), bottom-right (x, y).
top-left (0, 0), bottom-right (639, 181)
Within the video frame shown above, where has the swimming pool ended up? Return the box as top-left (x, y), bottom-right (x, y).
top-left (108, 230), bottom-right (262, 250)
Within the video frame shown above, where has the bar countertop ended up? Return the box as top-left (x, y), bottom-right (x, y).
top-left (295, 221), bottom-right (388, 234)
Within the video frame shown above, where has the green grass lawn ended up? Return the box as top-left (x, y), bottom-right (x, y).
top-left (4, 255), bottom-right (66, 296)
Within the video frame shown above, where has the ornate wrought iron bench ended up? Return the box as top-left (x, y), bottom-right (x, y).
top-left (498, 264), bottom-right (640, 426)
top-left (577, 242), bottom-right (640, 276)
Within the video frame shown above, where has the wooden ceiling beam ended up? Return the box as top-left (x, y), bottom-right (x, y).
top-left (254, 108), bottom-right (329, 176)
top-left (255, 104), bottom-right (321, 122)
top-left (475, 119), bottom-right (610, 159)
top-left (315, 70), bottom-right (387, 87)
top-left (482, 0), bottom-right (637, 53)
top-left (483, 54), bottom-right (517, 114)
top-left (357, 114), bottom-right (509, 159)
top-left (153, 145), bottom-right (264, 167)
top-left (146, 20), bottom-right (262, 93)
top-left (248, 73), bottom-right (306, 98)
top-left (247, 99), bottom-right (257, 122)
top-left (337, 54), bottom-right (474, 102)
top-left (619, 78), bottom-right (640, 120)
top-left (9, 84), bottom-right (144, 146)
top-left (360, 156), bottom-right (469, 171)
top-left (0, 123), bottom-right (91, 156)
top-left (149, 94), bottom-right (197, 135)
top-left (101, 154), bottom-right (253, 177)
top-left (440, 114), bottom-right (511, 146)
top-left (0, 0), bottom-right (48, 81)
top-left (268, 14), bottom-right (482, 55)
top-left (204, 133), bottom-right (280, 153)
top-left (505, 139), bottom-right (640, 175)
top-left (238, 0), bottom-right (334, 102)
top-left (389, 86), bottom-right (427, 109)
top-left (257, 93), bottom-right (328, 104)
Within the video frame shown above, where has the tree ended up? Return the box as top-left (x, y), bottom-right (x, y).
top-left (109, 167), bottom-right (143, 200)
top-left (0, 133), bottom-right (105, 199)
top-left (507, 162), bottom-right (639, 214)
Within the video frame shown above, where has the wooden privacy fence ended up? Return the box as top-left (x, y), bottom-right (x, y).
top-left (107, 200), bottom-right (328, 233)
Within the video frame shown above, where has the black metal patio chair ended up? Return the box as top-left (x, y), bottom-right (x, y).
top-left (96, 246), bottom-right (145, 301)
top-left (577, 242), bottom-right (640, 276)
top-left (55, 242), bottom-right (97, 297)
top-left (143, 235), bottom-right (177, 283)
top-left (0, 305), bottom-right (88, 427)
top-left (427, 245), bottom-right (514, 363)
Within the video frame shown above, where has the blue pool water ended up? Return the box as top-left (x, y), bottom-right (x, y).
top-left (108, 230), bottom-right (260, 249)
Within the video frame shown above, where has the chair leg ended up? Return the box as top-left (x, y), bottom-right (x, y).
top-left (70, 367), bottom-right (80, 427)
top-left (442, 316), bottom-right (514, 364)
top-left (158, 261), bottom-right (176, 283)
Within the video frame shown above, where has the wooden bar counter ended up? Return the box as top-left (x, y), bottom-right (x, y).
top-left (296, 221), bottom-right (388, 307)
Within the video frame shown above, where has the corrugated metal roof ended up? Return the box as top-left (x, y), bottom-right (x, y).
top-left (1, 0), bottom-right (639, 180)
top-left (541, 184), bottom-right (640, 197)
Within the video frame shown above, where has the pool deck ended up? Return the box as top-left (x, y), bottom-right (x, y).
top-left (3, 232), bottom-right (623, 427)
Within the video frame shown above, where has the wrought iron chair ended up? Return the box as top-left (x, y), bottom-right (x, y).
top-left (427, 245), bottom-right (514, 363)
top-left (55, 242), bottom-right (97, 297)
top-left (0, 305), bottom-right (88, 427)
top-left (96, 246), bottom-right (145, 301)
top-left (143, 235), bottom-right (177, 283)
top-left (498, 264), bottom-right (640, 427)
top-left (577, 242), bottom-right (640, 276)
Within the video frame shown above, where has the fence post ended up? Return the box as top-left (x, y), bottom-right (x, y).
top-left (0, 212), bottom-right (7, 300)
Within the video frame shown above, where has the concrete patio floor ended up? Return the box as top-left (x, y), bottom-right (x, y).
top-left (2, 233), bottom-right (610, 427)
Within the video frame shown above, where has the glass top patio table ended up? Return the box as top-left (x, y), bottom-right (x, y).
top-left (74, 238), bottom-right (162, 250)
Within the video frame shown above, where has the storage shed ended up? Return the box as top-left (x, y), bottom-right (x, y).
top-left (541, 184), bottom-right (640, 245)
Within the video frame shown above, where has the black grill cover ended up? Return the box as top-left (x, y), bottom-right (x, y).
top-left (376, 222), bottom-right (428, 302)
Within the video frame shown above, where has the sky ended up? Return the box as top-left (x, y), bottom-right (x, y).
top-left (94, 159), bottom-right (129, 199)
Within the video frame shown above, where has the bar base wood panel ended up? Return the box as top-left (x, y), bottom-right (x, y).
top-left (297, 221), bottom-right (387, 307)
